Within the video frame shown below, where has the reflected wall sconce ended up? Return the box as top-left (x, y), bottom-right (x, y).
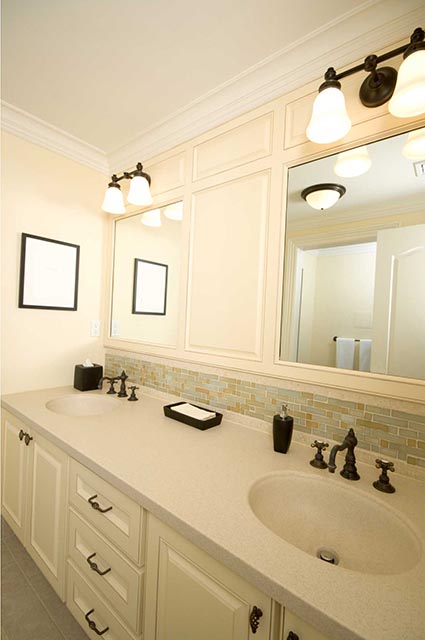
top-left (141, 208), bottom-right (162, 227)
top-left (334, 145), bottom-right (371, 177)
top-left (301, 183), bottom-right (346, 211)
top-left (402, 127), bottom-right (425, 160)
top-left (307, 27), bottom-right (425, 145)
top-left (102, 162), bottom-right (152, 214)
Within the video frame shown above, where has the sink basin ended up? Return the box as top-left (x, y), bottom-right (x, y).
top-left (46, 394), bottom-right (121, 417)
top-left (249, 472), bottom-right (422, 574)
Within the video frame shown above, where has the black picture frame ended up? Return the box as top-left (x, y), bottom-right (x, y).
top-left (18, 233), bottom-right (80, 311)
top-left (132, 258), bottom-right (168, 315)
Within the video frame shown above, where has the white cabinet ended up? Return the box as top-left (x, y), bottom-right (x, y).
top-left (281, 610), bottom-right (331, 640)
top-left (1, 410), bottom-right (68, 598)
top-left (144, 514), bottom-right (278, 640)
top-left (66, 459), bottom-right (144, 639)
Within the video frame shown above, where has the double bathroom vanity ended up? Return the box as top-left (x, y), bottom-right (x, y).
top-left (2, 386), bottom-right (424, 640)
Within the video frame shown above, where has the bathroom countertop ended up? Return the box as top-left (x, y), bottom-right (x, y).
top-left (2, 386), bottom-right (425, 640)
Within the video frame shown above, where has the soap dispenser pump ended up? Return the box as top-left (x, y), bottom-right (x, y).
top-left (273, 403), bottom-right (294, 454)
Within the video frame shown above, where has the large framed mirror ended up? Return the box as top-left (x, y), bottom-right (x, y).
top-left (110, 201), bottom-right (183, 346)
top-left (280, 128), bottom-right (425, 380)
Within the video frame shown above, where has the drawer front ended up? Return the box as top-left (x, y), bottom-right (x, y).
top-left (69, 459), bottom-right (143, 565)
top-left (68, 510), bottom-right (143, 634)
top-left (67, 562), bottom-right (139, 640)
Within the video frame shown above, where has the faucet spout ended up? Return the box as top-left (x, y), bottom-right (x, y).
top-left (327, 428), bottom-right (360, 481)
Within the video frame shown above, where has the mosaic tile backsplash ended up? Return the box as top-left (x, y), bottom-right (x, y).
top-left (106, 353), bottom-right (425, 469)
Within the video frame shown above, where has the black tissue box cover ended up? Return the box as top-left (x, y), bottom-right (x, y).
top-left (73, 364), bottom-right (103, 391)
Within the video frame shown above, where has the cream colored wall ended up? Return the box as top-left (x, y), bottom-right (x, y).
top-left (105, 35), bottom-right (425, 405)
top-left (1, 133), bottom-right (107, 394)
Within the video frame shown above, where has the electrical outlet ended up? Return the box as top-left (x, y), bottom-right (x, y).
top-left (111, 320), bottom-right (119, 337)
top-left (90, 320), bottom-right (100, 337)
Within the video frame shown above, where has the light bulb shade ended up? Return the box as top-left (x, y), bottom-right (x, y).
top-left (301, 183), bottom-right (346, 211)
top-left (141, 208), bottom-right (162, 227)
top-left (102, 184), bottom-right (126, 214)
top-left (334, 146), bottom-right (371, 177)
top-left (163, 202), bottom-right (183, 221)
top-left (402, 127), bottom-right (425, 160)
top-left (388, 49), bottom-right (425, 118)
top-left (127, 175), bottom-right (153, 206)
top-left (306, 87), bottom-right (352, 144)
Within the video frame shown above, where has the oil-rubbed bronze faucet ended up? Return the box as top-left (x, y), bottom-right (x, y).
top-left (98, 370), bottom-right (128, 396)
top-left (328, 428), bottom-right (360, 480)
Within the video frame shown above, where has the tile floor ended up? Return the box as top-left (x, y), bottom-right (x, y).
top-left (1, 518), bottom-right (88, 640)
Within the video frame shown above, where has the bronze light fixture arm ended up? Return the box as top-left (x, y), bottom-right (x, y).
top-left (109, 162), bottom-right (151, 187)
top-left (318, 27), bottom-right (424, 108)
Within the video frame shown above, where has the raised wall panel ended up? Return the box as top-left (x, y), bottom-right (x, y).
top-left (148, 152), bottom-right (186, 195)
top-left (193, 113), bottom-right (273, 181)
top-left (186, 171), bottom-right (269, 358)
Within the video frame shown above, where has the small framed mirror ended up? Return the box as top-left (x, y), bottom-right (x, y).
top-left (280, 128), bottom-right (425, 380)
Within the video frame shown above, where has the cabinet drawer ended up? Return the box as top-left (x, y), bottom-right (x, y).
top-left (67, 562), bottom-right (139, 640)
top-left (68, 509), bottom-right (143, 634)
top-left (69, 459), bottom-right (143, 565)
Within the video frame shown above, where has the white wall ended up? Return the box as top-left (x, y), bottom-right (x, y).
top-left (298, 246), bottom-right (376, 368)
top-left (1, 133), bottom-right (108, 394)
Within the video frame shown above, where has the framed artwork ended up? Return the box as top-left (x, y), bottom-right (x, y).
top-left (18, 233), bottom-right (80, 310)
top-left (132, 258), bottom-right (168, 315)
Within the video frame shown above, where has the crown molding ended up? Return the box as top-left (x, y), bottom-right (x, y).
top-left (109, 1), bottom-right (425, 171)
top-left (1, 101), bottom-right (109, 174)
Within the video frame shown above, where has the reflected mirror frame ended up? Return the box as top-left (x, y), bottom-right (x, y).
top-left (280, 126), bottom-right (425, 381)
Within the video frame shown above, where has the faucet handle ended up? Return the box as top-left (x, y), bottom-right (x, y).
top-left (375, 458), bottom-right (395, 473)
top-left (106, 379), bottom-right (117, 394)
top-left (373, 459), bottom-right (396, 494)
top-left (310, 440), bottom-right (329, 469)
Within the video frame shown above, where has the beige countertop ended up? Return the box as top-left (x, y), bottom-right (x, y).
top-left (2, 386), bottom-right (425, 640)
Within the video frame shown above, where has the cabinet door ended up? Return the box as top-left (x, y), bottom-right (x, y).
top-left (26, 431), bottom-right (69, 599)
top-left (144, 515), bottom-right (273, 640)
top-left (282, 610), bottom-right (331, 640)
top-left (1, 411), bottom-right (28, 543)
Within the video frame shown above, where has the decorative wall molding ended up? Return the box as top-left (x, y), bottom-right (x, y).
top-left (1, 101), bottom-right (109, 174)
top-left (109, 2), bottom-right (425, 171)
top-left (2, 3), bottom-right (424, 174)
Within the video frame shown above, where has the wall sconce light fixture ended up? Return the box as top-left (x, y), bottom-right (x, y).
top-left (402, 127), bottom-right (425, 160)
top-left (102, 162), bottom-right (152, 214)
top-left (301, 183), bottom-right (346, 211)
top-left (307, 27), bottom-right (425, 145)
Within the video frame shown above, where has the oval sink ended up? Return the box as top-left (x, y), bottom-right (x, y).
top-left (46, 394), bottom-right (121, 417)
top-left (249, 472), bottom-right (422, 575)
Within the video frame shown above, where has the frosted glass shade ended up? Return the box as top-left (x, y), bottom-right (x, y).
top-left (128, 175), bottom-right (153, 206)
top-left (306, 87), bottom-right (352, 144)
top-left (402, 127), bottom-right (425, 160)
top-left (334, 146), bottom-right (371, 177)
top-left (389, 50), bottom-right (425, 118)
top-left (101, 185), bottom-right (125, 214)
top-left (163, 202), bottom-right (183, 220)
top-left (304, 189), bottom-right (341, 210)
top-left (141, 208), bottom-right (162, 227)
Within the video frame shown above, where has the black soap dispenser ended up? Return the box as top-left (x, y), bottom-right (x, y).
top-left (273, 403), bottom-right (294, 454)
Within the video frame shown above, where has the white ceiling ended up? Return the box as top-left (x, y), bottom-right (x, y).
top-left (0, 0), bottom-right (384, 153)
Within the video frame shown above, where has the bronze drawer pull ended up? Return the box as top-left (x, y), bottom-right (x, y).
top-left (24, 433), bottom-right (33, 446)
top-left (18, 429), bottom-right (25, 441)
top-left (287, 632), bottom-right (300, 640)
top-left (84, 608), bottom-right (109, 636)
top-left (86, 552), bottom-right (111, 576)
top-left (249, 606), bottom-right (263, 633)
top-left (88, 494), bottom-right (113, 514)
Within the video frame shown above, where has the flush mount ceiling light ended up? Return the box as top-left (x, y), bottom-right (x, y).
top-left (102, 162), bottom-right (152, 214)
top-left (334, 146), bottom-right (372, 177)
top-left (307, 27), bottom-right (425, 145)
top-left (402, 127), bottom-right (425, 160)
top-left (301, 183), bottom-right (346, 211)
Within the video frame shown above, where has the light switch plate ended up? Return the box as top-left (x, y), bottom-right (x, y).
top-left (90, 320), bottom-right (100, 337)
